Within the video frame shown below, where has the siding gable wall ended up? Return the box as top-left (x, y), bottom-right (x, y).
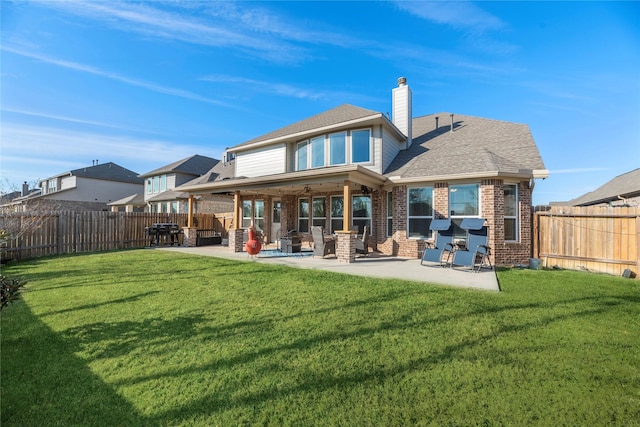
top-left (236, 144), bottom-right (287, 177)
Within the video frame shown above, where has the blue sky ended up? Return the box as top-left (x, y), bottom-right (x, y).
top-left (1, 1), bottom-right (638, 205)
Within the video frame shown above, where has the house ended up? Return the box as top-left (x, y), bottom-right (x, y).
top-left (179, 78), bottom-right (548, 265)
top-left (563, 168), bottom-right (640, 207)
top-left (138, 154), bottom-right (234, 214)
top-left (3, 162), bottom-right (143, 212)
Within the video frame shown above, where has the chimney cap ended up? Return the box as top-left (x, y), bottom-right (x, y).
top-left (397, 77), bottom-right (407, 86)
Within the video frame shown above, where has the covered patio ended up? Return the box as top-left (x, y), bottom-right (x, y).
top-left (179, 165), bottom-right (388, 263)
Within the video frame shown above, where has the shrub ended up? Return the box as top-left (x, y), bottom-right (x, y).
top-left (1, 275), bottom-right (27, 310)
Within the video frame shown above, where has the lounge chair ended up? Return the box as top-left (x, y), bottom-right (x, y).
top-left (355, 225), bottom-right (369, 256)
top-left (450, 218), bottom-right (492, 272)
top-left (311, 226), bottom-right (336, 258)
top-left (420, 219), bottom-right (454, 267)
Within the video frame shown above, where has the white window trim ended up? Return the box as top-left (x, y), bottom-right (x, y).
top-left (350, 128), bottom-right (372, 165)
top-left (407, 186), bottom-right (434, 240)
top-left (295, 128), bottom-right (371, 171)
top-left (504, 184), bottom-right (519, 242)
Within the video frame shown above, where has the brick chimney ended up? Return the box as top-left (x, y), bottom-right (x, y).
top-left (392, 77), bottom-right (412, 147)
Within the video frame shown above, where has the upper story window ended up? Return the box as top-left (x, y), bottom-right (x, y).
top-left (47, 179), bottom-right (57, 193)
top-left (146, 174), bottom-right (167, 194)
top-left (351, 130), bottom-right (371, 163)
top-left (296, 129), bottom-right (370, 171)
top-left (329, 132), bottom-right (346, 166)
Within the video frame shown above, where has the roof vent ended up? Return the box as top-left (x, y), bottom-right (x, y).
top-left (450, 114), bottom-right (454, 132)
top-left (435, 116), bottom-right (439, 130)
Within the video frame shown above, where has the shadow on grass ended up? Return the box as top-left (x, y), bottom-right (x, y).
top-left (1, 303), bottom-right (146, 426)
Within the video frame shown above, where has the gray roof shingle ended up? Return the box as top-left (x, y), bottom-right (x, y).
top-left (68, 162), bottom-right (143, 184)
top-left (384, 113), bottom-right (546, 179)
top-left (567, 168), bottom-right (640, 206)
top-left (140, 155), bottom-right (219, 178)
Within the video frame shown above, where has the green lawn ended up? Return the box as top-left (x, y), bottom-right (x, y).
top-left (1, 250), bottom-right (639, 426)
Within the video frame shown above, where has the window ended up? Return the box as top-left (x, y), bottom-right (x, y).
top-left (312, 197), bottom-right (326, 228)
top-left (330, 196), bottom-right (344, 233)
top-left (449, 184), bottom-right (480, 238)
top-left (351, 129), bottom-right (371, 163)
top-left (352, 195), bottom-right (371, 235)
top-left (254, 200), bottom-right (264, 232)
top-left (170, 201), bottom-right (178, 213)
top-left (48, 179), bottom-right (57, 193)
top-left (242, 200), bottom-right (252, 228)
top-left (146, 178), bottom-right (152, 194)
top-left (297, 141), bottom-right (308, 171)
top-left (329, 132), bottom-right (346, 165)
top-left (387, 191), bottom-right (393, 237)
top-left (504, 184), bottom-right (518, 241)
top-left (296, 129), bottom-right (369, 171)
top-left (408, 187), bottom-right (433, 238)
top-left (160, 175), bottom-right (167, 192)
top-left (310, 136), bottom-right (325, 168)
top-left (153, 176), bottom-right (159, 193)
top-left (242, 200), bottom-right (264, 231)
top-left (298, 198), bottom-right (309, 232)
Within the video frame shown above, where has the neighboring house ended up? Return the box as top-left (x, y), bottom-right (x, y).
top-left (139, 154), bottom-right (234, 214)
top-left (3, 162), bottom-right (142, 212)
top-left (180, 78), bottom-right (548, 265)
top-left (562, 168), bottom-right (640, 207)
top-left (107, 193), bottom-right (146, 212)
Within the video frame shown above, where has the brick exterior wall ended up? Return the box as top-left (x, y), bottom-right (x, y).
top-left (235, 180), bottom-right (535, 265)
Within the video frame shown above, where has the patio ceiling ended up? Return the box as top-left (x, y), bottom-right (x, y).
top-left (178, 165), bottom-right (388, 197)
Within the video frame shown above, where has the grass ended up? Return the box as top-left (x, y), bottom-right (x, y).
top-left (1, 249), bottom-right (639, 426)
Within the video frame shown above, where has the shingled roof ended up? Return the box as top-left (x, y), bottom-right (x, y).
top-left (234, 104), bottom-right (381, 148)
top-left (140, 155), bottom-right (219, 178)
top-left (67, 162), bottom-right (142, 184)
top-left (384, 113), bottom-right (546, 179)
top-left (567, 168), bottom-right (640, 206)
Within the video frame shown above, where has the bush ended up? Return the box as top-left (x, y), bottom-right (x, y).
top-left (1, 275), bottom-right (27, 310)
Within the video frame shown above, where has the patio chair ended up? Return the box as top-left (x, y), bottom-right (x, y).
top-left (355, 225), bottom-right (369, 256)
top-left (420, 219), bottom-right (454, 267)
top-left (450, 218), bottom-right (492, 272)
top-left (311, 226), bottom-right (336, 258)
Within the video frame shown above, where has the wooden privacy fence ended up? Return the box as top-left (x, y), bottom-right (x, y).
top-left (534, 206), bottom-right (640, 277)
top-left (0, 211), bottom-right (234, 262)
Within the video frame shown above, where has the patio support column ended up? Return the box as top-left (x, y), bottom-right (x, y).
top-left (233, 191), bottom-right (241, 229)
top-left (187, 195), bottom-right (194, 228)
top-left (336, 179), bottom-right (356, 262)
top-left (229, 191), bottom-right (244, 252)
top-left (342, 180), bottom-right (352, 232)
top-left (182, 195), bottom-right (197, 247)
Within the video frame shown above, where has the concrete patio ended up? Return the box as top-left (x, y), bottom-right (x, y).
top-left (158, 244), bottom-right (500, 291)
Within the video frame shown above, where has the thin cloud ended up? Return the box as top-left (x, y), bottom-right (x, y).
top-left (395, 1), bottom-right (505, 33)
top-left (2, 46), bottom-right (233, 108)
top-left (201, 75), bottom-right (341, 101)
top-left (39, 1), bottom-right (308, 64)
top-left (549, 168), bottom-right (610, 175)
top-left (1, 122), bottom-right (203, 164)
